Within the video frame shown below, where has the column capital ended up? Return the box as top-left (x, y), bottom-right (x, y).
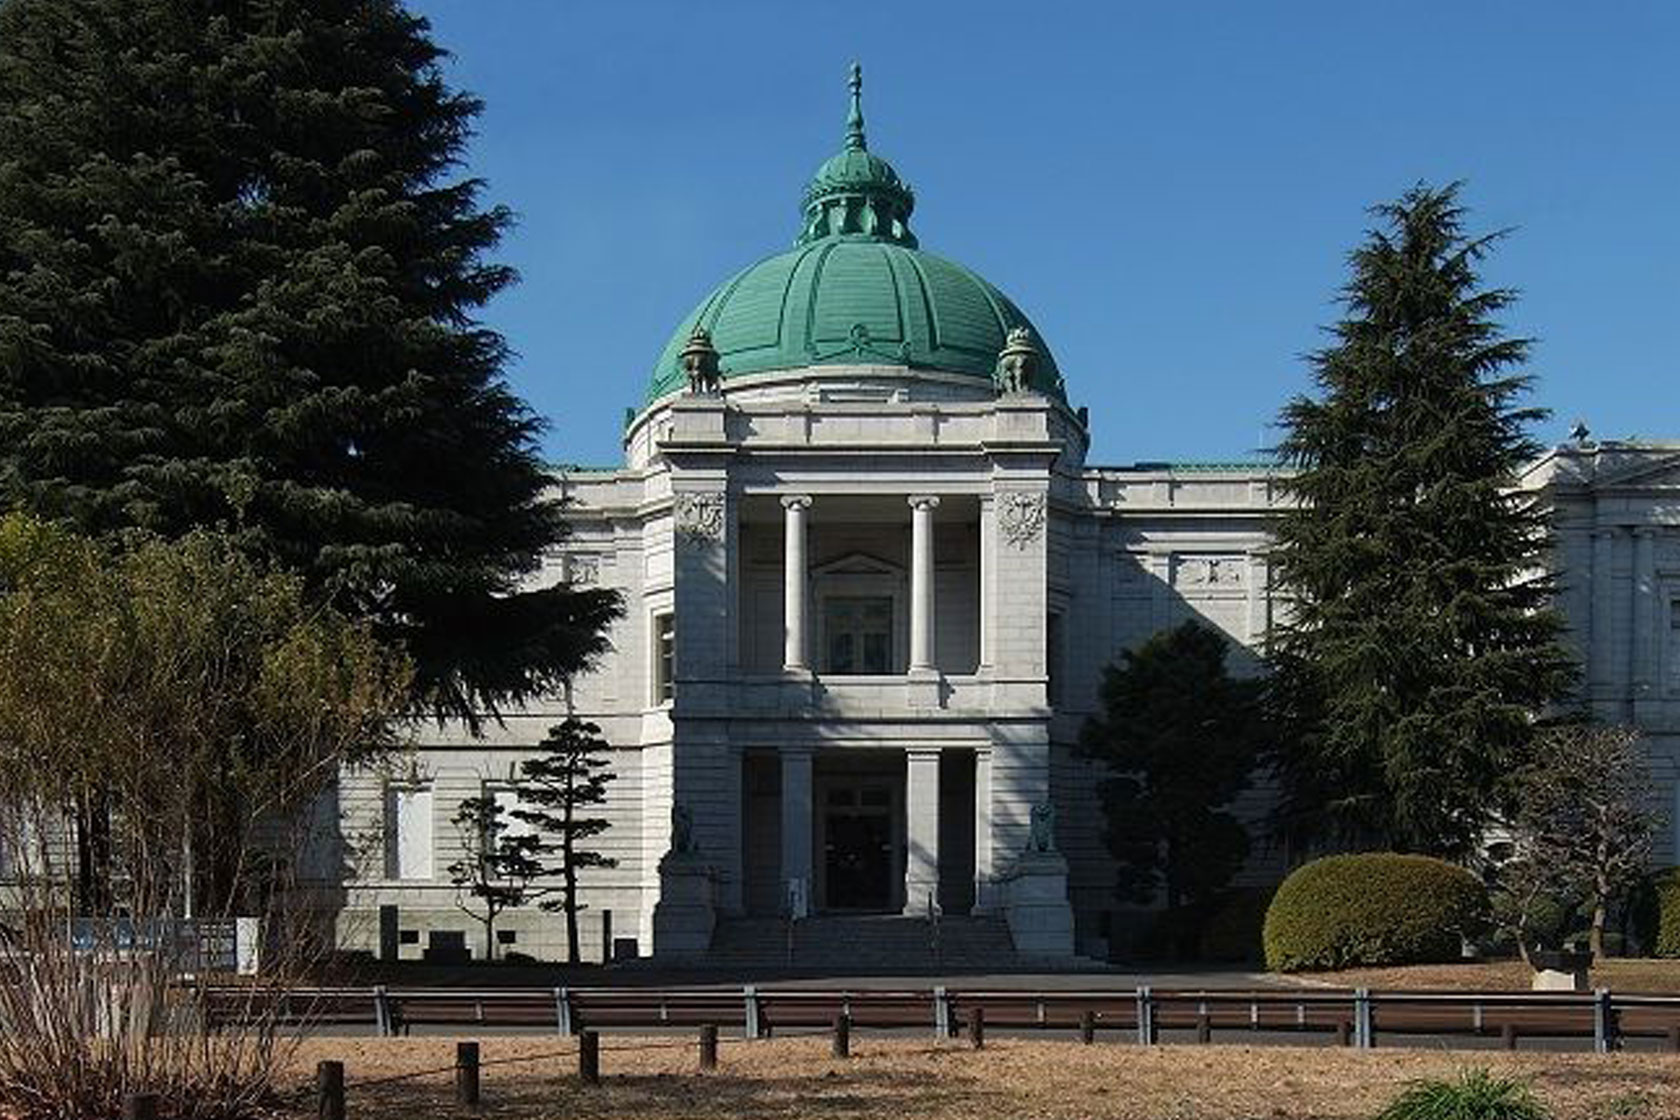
top-left (780, 493), bottom-right (813, 511)
top-left (905, 746), bottom-right (943, 760)
top-left (1591, 525), bottom-right (1621, 539)
top-left (1634, 525), bottom-right (1660, 540)
top-left (907, 494), bottom-right (941, 512)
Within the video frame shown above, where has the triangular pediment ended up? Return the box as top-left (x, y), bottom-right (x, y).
top-left (811, 551), bottom-right (901, 578)
top-left (1596, 451), bottom-right (1680, 490)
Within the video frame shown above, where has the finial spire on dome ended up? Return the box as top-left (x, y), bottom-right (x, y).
top-left (845, 62), bottom-right (866, 151)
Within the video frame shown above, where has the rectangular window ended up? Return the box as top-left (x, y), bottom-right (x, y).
top-left (654, 612), bottom-right (675, 703)
top-left (385, 786), bottom-right (433, 881)
top-left (491, 787), bottom-right (536, 839)
top-left (824, 596), bottom-right (893, 674)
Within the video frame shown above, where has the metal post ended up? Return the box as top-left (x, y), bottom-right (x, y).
top-left (970, 1006), bottom-right (985, 1050)
top-left (1195, 1013), bottom-right (1211, 1045)
top-left (455, 1041), bottom-right (480, 1109)
top-left (601, 909), bottom-right (613, 966)
top-left (1135, 987), bottom-right (1156, 1046)
top-left (373, 984), bottom-right (391, 1037)
top-left (317, 1060), bottom-right (345, 1120)
top-left (1354, 988), bottom-right (1374, 1050)
top-left (579, 1029), bottom-right (600, 1085)
top-left (833, 1013), bottom-right (851, 1058)
top-left (699, 1024), bottom-right (719, 1071)
top-left (555, 987), bottom-right (573, 1037)
top-left (1080, 1009), bottom-right (1096, 1044)
top-left (1594, 988), bottom-right (1618, 1053)
top-left (934, 986), bottom-right (949, 1040)
top-left (744, 985), bottom-right (761, 1040)
top-left (124, 1094), bottom-right (159, 1120)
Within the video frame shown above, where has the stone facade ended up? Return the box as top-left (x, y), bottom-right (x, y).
top-left (321, 68), bottom-right (1680, 964)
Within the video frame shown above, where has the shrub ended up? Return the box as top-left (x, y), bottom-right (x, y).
top-left (1375, 1069), bottom-right (1547, 1120)
top-left (1263, 853), bottom-right (1489, 972)
top-left (1636, 868), bottom-right (1680, 957)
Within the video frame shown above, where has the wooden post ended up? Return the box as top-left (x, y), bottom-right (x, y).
top-left (1334, 1019), bottom-right (1350, 1047)
top-left (1502, 1023), bottom-right (1518, 1051)
top-left (123, 1094), bottom-right (159, 1120)
top-left (970, 1006), bottom-right (985, 1050)
top-left (1195, 1013), bottom-right (1211, 1045)
top-left (1080, 1009), bottom-right (1096, 1044)
top-left (832, 1013), bottom-right (851, 1058)
top-left (1667, 1024), bottom-right (1680, 1053)
top-left (316, 1061), bottom-right (345, 1120)
top-left (699, 1024), bottom-right (718, 1071)
top-left (456, 1041), bottom-right (480, 1109)
top-left (579, 1029), bottom-right (601, 1085)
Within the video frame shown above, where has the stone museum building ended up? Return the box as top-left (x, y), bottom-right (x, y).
top-left (335, 70), bottom-right (1680, 965)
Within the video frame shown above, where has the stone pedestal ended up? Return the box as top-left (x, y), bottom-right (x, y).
top-left (652, 853), bottom-right (716, 955)
top-left (997, 850), bottom-right (1074, 956)
top-left (1530, 950), bottom-right (1593, 992)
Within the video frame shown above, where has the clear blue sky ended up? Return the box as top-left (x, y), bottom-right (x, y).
top-left (406, 0), bottom-right (1679, 469)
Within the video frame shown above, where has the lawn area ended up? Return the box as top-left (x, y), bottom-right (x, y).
top-left (1282, 958), bottom-right (1680, 993)
top-left (281, 1035), bottom-right (1680, 1120)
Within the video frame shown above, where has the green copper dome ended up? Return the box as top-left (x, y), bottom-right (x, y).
top-left (646, 65), bottom-right (1063, 403)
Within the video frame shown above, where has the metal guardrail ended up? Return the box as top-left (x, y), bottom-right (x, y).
top-left (200, 984), bottom-right (1680, 1051)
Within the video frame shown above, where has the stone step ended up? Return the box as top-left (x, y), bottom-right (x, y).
top-left (703, 914), bottom-right (1023, 973)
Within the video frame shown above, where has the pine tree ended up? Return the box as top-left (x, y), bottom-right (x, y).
top-left (1080, 621), bottom-right (1267, 916)
top-left (447, 794), bottom-right (552, 962)
top-left (512, 718), bottom-right (617, 964)
top-left (1269, 182), bottom-right (1575, 857)
top-left (0, 0), bottom-right (618, 721)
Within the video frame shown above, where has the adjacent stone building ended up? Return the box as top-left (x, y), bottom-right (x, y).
top-left (332, 71), bottom-right (1680, 965)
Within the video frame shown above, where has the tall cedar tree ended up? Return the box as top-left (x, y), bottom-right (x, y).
top-left (0, 0), bottom-right (618, 721)
top-left (511, 718), bottom-right (618, 964)
top-left (1080, 620), bottom-right (1267, 912)
top-left (1269, 183), bottom-right (1574, 857)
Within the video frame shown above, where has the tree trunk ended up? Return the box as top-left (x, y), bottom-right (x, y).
top-left (484, 911), bottom-right (496, 963)
top-left (564, 848), bottom-right (580, 964)
top-left (1591, 899), bottom-right (1607, 959)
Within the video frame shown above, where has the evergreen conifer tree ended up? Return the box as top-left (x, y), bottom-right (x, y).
top-left (1080, 621), bottom-right (1267, 915)
top-left (1270, 182), bottom-right (1574, 857)
top-left (0, 0), bottom-right (618, 720)
top-left (512, 718), bottom-right (617, 964)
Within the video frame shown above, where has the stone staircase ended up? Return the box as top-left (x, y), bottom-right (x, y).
top-left (700, 913), bottom-right (1025, 975)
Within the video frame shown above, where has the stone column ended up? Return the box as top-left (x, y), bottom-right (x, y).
top-left (780, 747), bottom-right (814, 916)
top-left (904, 748), bottom-right (941, 915)
top-left (978, 496), bottom-right (996, 670)
top-left (1589, 527), bottom-right (1617, 711)
top-left (908, 495), bottom-right (940, 673)
top-left (1634, 527), bottom-right (1658, 700)
top-left (972, 747), bottom-right (993, 913)
top-left (781, 495), bottom-right (812, 671)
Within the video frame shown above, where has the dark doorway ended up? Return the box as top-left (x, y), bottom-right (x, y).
top-left (824, 799), bottom-right (892, 910)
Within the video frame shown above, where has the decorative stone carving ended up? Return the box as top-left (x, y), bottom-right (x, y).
top-left (993, 326), bottom-right (1039, 394)
top-left (1177, 556), bottom-right (1245, 587)
top-left (679, 327), bottom-right (721, 394)
top-left (1026, 801), bottom-right (1056, 853)
top-left (564, 555), bottom-right (599, 586)
top-left (997, 491), bottom-right (1046, 549)
top-left (673, 492), bottom-right (725, 543)
top-left (671, 803), bottom-right (697, 855)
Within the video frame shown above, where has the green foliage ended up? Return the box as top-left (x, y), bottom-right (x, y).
top-left (1263, 852), bottom-right (1489, 972)
top-left (0, 511), bottom-right (410, 912)
top-left (1639, 869), bottom-right (1680, 958)
top-left (513, 718), bottom-right (619, 964)
top-left (447, 794), bottom-right (554, 962)
top-left (1080, 621), bottom-right (1267, 909)
top-left (1375, 1070), bottom-right (1548, 1120)
top-left (1268, 182), bottom-right (1575, 857)
top-left (0, 0), bottom-right (619, 722)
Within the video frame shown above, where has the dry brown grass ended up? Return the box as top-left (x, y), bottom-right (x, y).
top-left (279, 1035), bottom-right (1680, 1120)
top-left (1285, 958), bottom-right (1680, 993)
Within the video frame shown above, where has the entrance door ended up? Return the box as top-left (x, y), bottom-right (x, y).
top-left (822, 784), bottom-right (893, 910)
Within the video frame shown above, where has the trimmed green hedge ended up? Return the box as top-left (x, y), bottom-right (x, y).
top-left (1263, 853), bottom-right (1490, 972)
top-left (1640, 868), bottom-right (1680, 957)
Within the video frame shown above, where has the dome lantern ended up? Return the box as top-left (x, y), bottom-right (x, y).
top-left (796, 65), bottom-right (917, 248)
